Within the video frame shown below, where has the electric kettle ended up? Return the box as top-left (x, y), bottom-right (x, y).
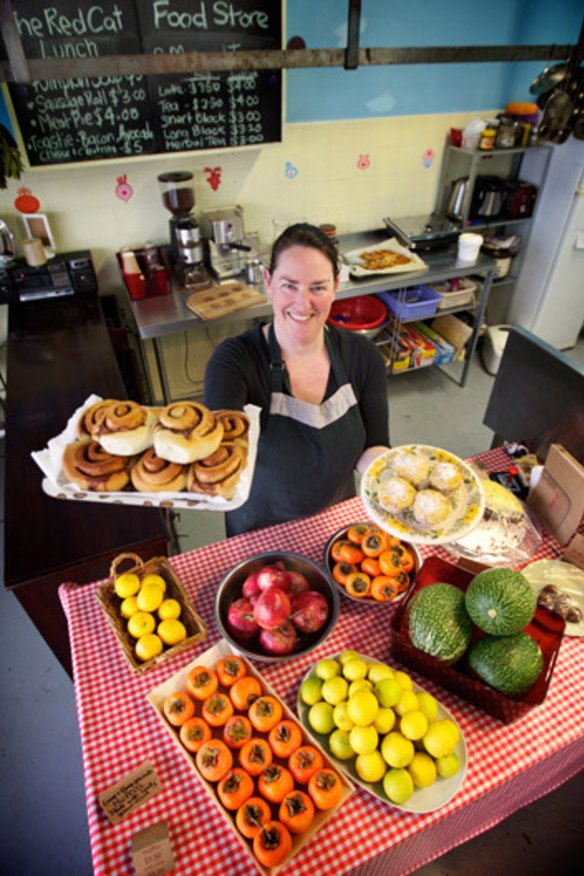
top-left (447, 178), bottom-right (468, 220)
top-left (0, 219), bottom-right (16, 265)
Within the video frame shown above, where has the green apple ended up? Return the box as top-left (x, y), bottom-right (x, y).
top-left (308, 701), bottom-right (335, 735)
top-left (367, 663), bottom-right (394, 684)
top-left (374, 707), bottom-right (396, 735)
top-left (349, 724), bottom-right (378, 755)
top-left (347, 690), bottom-right (379, 726)
top-left (321, 675), bottom-right (349, 706)
top-left (383, 768), bottom-right (414, 804)
top-left (315, 658), bottom-right (340, 681)
top-left (333, 701), bottom-right (354, 732)
top-left (355, 750), bottom-right (386, 783)
top-left (348, 679), bottom-right (373, 697)
top-left (374, 678), bottom-right (402, 708)
top-left (300, 676), bottom-right (323, 706)
top-left (329, 729), bottom-right (354, 761)
top-left (342, 657), bottom-right (368, 681)
top-left (338, 649), bottom-right (361, 666)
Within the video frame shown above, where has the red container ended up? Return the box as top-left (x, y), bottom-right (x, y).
top-left (390, 556), bottom-right (565, 723)
top-left (328, 295), bottom-right (388, 331)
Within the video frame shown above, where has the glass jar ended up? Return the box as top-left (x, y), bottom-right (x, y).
top-left (478, 127), bottom-right (496, 150)
top-left (495, 117), bottom-right (518, 149)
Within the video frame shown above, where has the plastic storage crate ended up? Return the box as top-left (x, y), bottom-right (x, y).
top-left (377, 286), bottom-right (441, 321)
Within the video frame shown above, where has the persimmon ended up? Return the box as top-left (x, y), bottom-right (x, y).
top-left (288, 745), bottom-right (324, 785)
top-left (186, 666), bottom-right (218, 701)
top-left (239, 738), bottom-right (273, 776)
top-left (345, 571), bottom-right (371, 598)
top-left (279, 790), bottom-right (315, 835)
top-left (179, 717), bottom-right (211, 753)
top-left (195, 739), bottom-right (233, 782)
top-left (400, 548), bottom-right (415, 574)
top-left (235, 796), bottom-right (271, 839)
top-left (248, 695), bottom-right (283, 732)
top-left (308, 768), bottom-right (344, 810)
top-left (253, 821), bottom-right (292, 868)
top-left (202, 692), bottom-right (234, 727)
top-left (258, 764), bottom-right (295, 804)
top-left (230, 676), bottom-right (262, 711)
top-left (338, 542), bottom-right (364, 564)
top-left (371, 576), bottom-right (398, 602)
top-left (268, 720), bottom-right (303, 759)
top-left (217, 767), bottom-right (254, 811)
top-left (216, 655), bottom-right (246, 687)
top-left (332, 561), bottom-right (358, 586)
top-left (361, 557), bottom-right (381, 578)
top-left (347, 524), bottom-right (368, 544)
top-left (330, 539), bottom-right (353, 563)
top-left (394, 570), bottom-right (411, 592)
top-left (361, 528), bottom-right (389, 557)
top-left (223, 715), bottom-right (253, 749)
top-left (163, 691), bottom-right (195, 727)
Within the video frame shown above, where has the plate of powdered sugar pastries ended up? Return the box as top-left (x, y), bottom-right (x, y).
top-left (31, 395), bottom-right (260, 511)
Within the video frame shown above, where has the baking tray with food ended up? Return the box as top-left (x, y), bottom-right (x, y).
top-left (344, 237), bottom-right (428, 278)
top-left (31, 395), bottom-right (260, 511)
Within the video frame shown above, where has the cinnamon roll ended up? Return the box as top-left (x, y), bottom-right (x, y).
top-left (62, 440), bottom-right (132, 491)
top-left (94, 400), bottom-right (158, 456)
top-left (215, 409), bottom-right (250, 446)
top-left (187, 443), bottom-right (246, 500)
top-left (154, 401), bottom-right (224, 464)
top-left (76, 398), bottom-right (119, 439)
top-left (131, 448), bottom-right (187, 493)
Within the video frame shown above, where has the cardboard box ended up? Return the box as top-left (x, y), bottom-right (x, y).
top-left (527, 444), bottom-right (584, 545)
top-left (431, 314), bottom-right (473, 361)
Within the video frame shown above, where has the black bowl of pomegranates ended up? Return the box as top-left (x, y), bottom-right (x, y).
top-left (215, 551), bottom-right (340, 663)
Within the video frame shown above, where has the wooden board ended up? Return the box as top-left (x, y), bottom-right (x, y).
top-left (187, 282), bottom-right (267, 320)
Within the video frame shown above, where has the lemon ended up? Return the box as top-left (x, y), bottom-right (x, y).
top-left (417, 691), bottom-right (439, 723)
top-left (333, 701), bottom-right (354, 732)
top-left (394, 670), bottom-right (413, 690)
top-left (347, 690), bottom-right (379, 726)
top-left (342, 657), bottom-right (368, 681)
top-left (355, 750), bottom-right (386, 783)
top-left (141, 573), bottom-right (167, 593)
top-left (374, 707), bottom-right (396, 735)
top-left (408, 752), bottom-right (437, 788)
top-left (157, 618), bottom-right (187, 646)
top-left (300, 676), bottom-right (323, 706)
top-left (114, 572), bottom-right (141, 599)
top-left (383, 768), bottom-right (414, 804)
top-left (315, 658), bottom-right (340, 680)
top-left (423, 719), bottom-right (460, 759)
top-left (137, 585), bottom-right (164, 613)
top-left (400, 710), bottom-right (429, 741)
top-left (135, 633), bottom-right (163, 662)
top-left (367, 663), bottom-right (394, 684)
top-left (120, 595), bottom-right (139, 619)
top-left (127, 611), bottom-right (156, 639)
top-left (381, 732), bottom-right (415, 768)
top-left (338, 649), bottom-right (361, 666)
top-left (436, 753), bottom-right (461, 778)
top-left (158, 598), bottom-right (182, 620)
top-left (395, 690), bottom-right (419, 717)
top-left (348, 679), bottom-right (373, 697)
top-left (349, 724), bottom-right (379, 755)
top-left (321, 676), bottom-right (349, 705)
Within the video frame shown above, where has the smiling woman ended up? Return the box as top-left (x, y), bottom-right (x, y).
top-left (204, 223), bottom-right (390, 536)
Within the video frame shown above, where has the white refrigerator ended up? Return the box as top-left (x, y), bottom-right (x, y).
top-left (507, 136), bottom-right (584, 350)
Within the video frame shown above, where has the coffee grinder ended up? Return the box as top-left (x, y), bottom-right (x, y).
top-left (158, 171), bottom-right (207, 286)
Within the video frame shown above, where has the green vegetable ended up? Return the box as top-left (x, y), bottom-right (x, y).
top-left (468, 632), bottom-right (543, 696)
top-left (465, 568), bottom-right (536, 636)
top-left (407, 583), bottom-right (473, 664)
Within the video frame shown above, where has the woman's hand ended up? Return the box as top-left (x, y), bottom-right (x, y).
top-left (356, 445), bottom-right (389, 475)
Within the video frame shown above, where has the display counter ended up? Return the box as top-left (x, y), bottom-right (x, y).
top-left (59, 447), bottom-right (583, 874)
top-left (3, 294), bottom-right (170, 676)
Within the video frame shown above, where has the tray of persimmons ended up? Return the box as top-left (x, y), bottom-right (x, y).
top-left (324, 521), bottom-right (422, 605)
top-left (147, 639), bottom-right (354, 875)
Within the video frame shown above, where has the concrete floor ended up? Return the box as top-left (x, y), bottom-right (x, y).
top-left (1, 339), bottom-right (583, 875)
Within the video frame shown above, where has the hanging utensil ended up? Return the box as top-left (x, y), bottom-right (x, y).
top-left (537, 17), bottom-right (584, 144)
top-left (530, 62), bottom-right (569, 97)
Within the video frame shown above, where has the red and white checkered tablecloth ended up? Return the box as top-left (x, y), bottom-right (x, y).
top-left (59, 449), bottom-right (584, 876)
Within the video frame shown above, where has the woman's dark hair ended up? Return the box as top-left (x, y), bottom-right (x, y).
top-left (269, 222), bottom-right (339, 279)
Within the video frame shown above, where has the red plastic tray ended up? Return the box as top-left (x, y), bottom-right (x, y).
top-left (390, 556), bottom-right (565, 723)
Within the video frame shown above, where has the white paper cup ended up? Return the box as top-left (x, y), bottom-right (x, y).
top-left (457, 233), bottom-right (483, 263)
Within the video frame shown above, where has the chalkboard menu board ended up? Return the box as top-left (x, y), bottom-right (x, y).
top-left (6, 0), bottom-right (282, 166)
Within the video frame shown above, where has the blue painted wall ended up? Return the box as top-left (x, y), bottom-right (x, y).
top-left (286, 0), bottom-right (583, 121)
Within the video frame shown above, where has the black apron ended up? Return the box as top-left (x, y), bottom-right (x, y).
top-left (226, 324), bottom-right (367, 536)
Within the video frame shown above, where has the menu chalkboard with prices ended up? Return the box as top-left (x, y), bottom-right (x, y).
top-left (6, 0), bottom-right (282, 166)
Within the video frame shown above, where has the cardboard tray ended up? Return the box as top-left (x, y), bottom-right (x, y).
top-left (390, 556), bottom-right (565, 723)
top-left (96, 553), bottom-right (207, 674)
top-left (147, 639), bottom-right (354, 876)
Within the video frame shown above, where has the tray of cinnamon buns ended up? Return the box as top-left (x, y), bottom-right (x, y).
top-left (32, 395), bottom-right (260, 511)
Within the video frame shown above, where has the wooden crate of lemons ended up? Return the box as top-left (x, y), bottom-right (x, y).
top-left (97, 552), bottom-right (207, 673)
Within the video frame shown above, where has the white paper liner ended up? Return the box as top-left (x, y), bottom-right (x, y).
top-left (345, 237), bottom-right (428, 277)
top-left (31, 395), bottom-right (261, 511)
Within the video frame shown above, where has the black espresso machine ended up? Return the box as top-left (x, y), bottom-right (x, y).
top-left (0, 250), bottom-right (97, 305)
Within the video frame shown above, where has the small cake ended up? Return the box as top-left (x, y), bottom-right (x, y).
top-left (392, 449), bottom-right (430, 486)
top-left (429, 461), bottom-right (463, 492)
top-left (378, 474), bottom-right (416, 513)
top-left (413, 489), bottom-right (451, 526)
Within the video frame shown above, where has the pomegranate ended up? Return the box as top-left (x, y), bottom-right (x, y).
top-left (259, 622), bottom-right (298, 655)
top-left (290, 590), bottom-right (329, 634)
top-left (253, 587), bottom-right (291, 630)
top-left (242, 572), bottom-right (261, 600)
top-left (227, 597), bottom-right (259, 638)
top-left (256, 564), bottom-right (292, 593)
top-left (288, 570), bottom-right (310, 594)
